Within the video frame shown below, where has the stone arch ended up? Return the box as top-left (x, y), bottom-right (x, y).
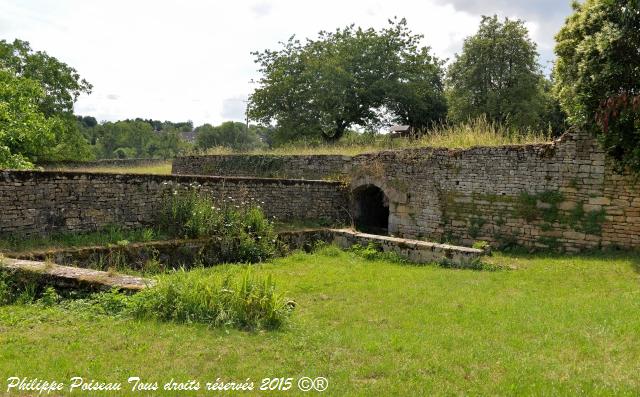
top-left (350, 176), bottom-right (407, 235)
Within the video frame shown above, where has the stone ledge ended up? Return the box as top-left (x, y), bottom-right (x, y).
top-left (0, 257), bottom-right (152, 293)
top-left (0, 170), bottom-right (343, 186)
top-left (329, 229), bottom-right (484, 267)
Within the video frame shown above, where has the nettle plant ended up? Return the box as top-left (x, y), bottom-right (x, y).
top-left (158, 182), bottom-right (277, 263)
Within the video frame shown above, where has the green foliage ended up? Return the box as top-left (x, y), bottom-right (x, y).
top-left (515, 192), bottom-right (540, 222)
top-left (0, 268), bottom-right (293, 331)
top-left (468, 216), bottom-right (486, 239)
top-left (0, 226), bottom-right (163, 253)
top-left (554, 0), bottom-right (640, 172)
top-left (537, 236), bottom-right (561, 251)
top-left (128, 268), bottom-right (294, 330)
top-left (195, 121), bottom-right (265, 151)
top-left (0, 39), bottom-right (94, 163)
top-left (0, 39), bottom-right (91, 116)
top-left (0, 70), bottom-right (54, 168)
top-left (0, 269), bottom-right (40, 305)
top-left (349, 243), bottom-right (407, 264)
top-left (80, 119), bottom-right (190, 160)
top-left (249, 18), bottom-right (446, 143)
top-left (472, 240), bottom-right (490, 251)
top-left (38, 287), bottom-right (60, 306)
top-left (446, 16), bottom-right (561, 131)
top-left (158, 187), bottom-right (277, 263)
top-left (515, 191), bottom-right (565, 223)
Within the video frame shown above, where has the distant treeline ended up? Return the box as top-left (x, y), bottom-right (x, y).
top-left (76, 117), bottom-right (271, 160)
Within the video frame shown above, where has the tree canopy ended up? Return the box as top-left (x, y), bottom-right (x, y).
top-left (0, 70), bottom-right (56, 168)
top-left (248, 18), bottom-right (447, 143)
top-left (195, 122), bottom-right (265, 151)
top-left (554, 0), bottom-right (640, 172)
top-left (0, 39), bottom-right (94, 167)
top-left (446, 16), bottom-right (556, 131)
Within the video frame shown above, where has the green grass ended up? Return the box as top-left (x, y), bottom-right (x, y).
top-left (201, 118), bottom-right (551, 156)
top-left (46, 161), bottom-right (173, 175)
top-left (0, 226), bottom-right (164, 253)
top-left (1, 247), bottom-right (639, 395)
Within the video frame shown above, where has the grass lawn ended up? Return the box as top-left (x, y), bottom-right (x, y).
top-left (1, 248), bottom-right (639, 396)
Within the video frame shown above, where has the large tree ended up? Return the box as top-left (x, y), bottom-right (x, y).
top-left (248, 18), bottom-right (447, 143)
top-left (0, 70), bottom-right (56, 168)
top-left (554, 0), bottom-right (640, 172)
top-left (0, 39), bottom-right (93, 163)
top-left (446, 16), bottom-right (549, 130)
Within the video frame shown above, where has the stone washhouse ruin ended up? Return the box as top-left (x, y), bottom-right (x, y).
top-left (1, 131), bottom-right (639, 275)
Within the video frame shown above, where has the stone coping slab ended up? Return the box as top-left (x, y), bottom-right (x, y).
top-left (0, 257), bottom-right (153, 293)
top-left (329, 228), bottom-right (485, 266)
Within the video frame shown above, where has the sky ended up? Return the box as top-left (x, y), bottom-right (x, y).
top-left (0, 0), bottom-right (573, 126)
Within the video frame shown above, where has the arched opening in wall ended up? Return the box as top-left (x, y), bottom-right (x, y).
top-left (353, 185), bottom-right (389, 235)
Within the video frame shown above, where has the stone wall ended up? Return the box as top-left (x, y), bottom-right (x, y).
top-left (348, 131), bottom-right (640, 251)
top-left (173, 131), bottom-right (640, 251)
top-left (172, 154), bottom-right (352, 179)
top-left (0, 171), bottom-right (348, 236)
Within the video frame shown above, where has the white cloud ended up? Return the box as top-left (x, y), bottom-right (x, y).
top-left (0, 0), bottom-right (571, 126)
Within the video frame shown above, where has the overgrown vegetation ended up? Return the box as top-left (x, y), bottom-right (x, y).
top-left (158, 186), bottom-right (277, 263)
top-left (0, 226), bottom-right (162, 253)
top-left (249, 18), bottom-right (447, 144)
top-left (0, 39), bottom-right (93, 168)
top-left (3, 250), bottom-right (637, 395)
top-left (130, 268), bottom-right (294, 330)
top-left (554, 0), bottom-right (640, 173)
top-left (202, 117), bottom-right (549, 156)
top-left (514, 190), bottom-right (607, 236)
top-left (447, 16), bottom-right (566, 135)
top-left (0, 267), bottom-right (294, 331)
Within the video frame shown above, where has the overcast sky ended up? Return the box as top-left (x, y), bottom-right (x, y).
top-left (0, 0), bottom-right (573, 126)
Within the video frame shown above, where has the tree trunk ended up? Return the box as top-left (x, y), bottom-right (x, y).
top-left (322, 121), bottom-right (347, 142)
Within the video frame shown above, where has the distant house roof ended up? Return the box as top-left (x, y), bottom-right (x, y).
top-left (181, 131), bottom-right (197, 143)
top-left (389, 125), bottom-right (411, 133)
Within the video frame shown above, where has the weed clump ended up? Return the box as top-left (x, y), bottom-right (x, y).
top-left (0, 268), bottom-right (294, 331)
top-left (158, 186), bottom-right (277, 263)
top-left (129, 268), bottom-right (294, 330)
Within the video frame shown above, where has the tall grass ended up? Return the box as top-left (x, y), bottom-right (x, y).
top-left (0, 266), bottom-right (294, 331)
top-left (198, 117), bottom-right (551, 156)
top-left (158, 187), bottom-right (277, 263)
top-left (0, 226), bottom-right (161, 253)
top-left (128, 268), bottom-right (294, 330)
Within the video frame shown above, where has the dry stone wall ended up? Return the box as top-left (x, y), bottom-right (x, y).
top-left (348, 131), bottom-right (640, 251)
top-left (0, 171), bottom-right (348, 236)
top-left (174, 131), bottom-right (640, 251)
top-left (172, 154), bottom-right (352, 179)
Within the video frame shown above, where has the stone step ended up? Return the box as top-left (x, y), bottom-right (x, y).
top-left (0, 257), bottom-right (152, 293)
top-left (329, 229), bottom-right (485, 267)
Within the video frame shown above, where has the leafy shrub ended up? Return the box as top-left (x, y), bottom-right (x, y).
top-left (472, 240), bottom-right (490, 251)
top-left (554, 0), bottom-right (640, 173)
top-left (158, 186), bottom-right (277, 263)
top-left (350, 243), bottom-right (407, 263)
top-left (0, 269), bottom-right (39, 305)
top-left (128, 268), bottom-right (294, 330)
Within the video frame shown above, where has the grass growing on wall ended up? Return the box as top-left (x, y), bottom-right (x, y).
top-left (45, 161), bottom-right (173, 175)
top-left (201, 118), bottom-right (550, 156)
top-left (0, 248), bottom-right (639, 395)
